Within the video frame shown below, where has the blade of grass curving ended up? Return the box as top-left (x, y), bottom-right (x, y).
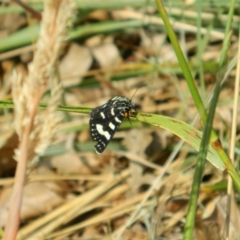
top-left (0, 99), bottom-right (225, 169)
top-left (183, 62), bottom-right (222, 240)
top-left (135, 112), bottom-right (225, 170)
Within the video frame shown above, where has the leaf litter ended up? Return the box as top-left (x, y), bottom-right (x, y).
top-left (0, 1), bottom-right (239, 239)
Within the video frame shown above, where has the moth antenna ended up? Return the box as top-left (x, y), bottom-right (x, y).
top-left (130, 84), bottom-right (141, 102)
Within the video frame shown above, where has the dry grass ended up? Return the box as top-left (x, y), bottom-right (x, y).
top-left (0, 1), bottom-right (239, 240)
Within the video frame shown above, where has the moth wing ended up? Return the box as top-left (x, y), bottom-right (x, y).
top-left (90, 105), bottom-right (124, 153)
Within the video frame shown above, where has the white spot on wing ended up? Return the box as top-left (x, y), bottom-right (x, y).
top-left (109, 122), bottom-right (115, 130)
top-left (115, 117), bottom-right (121, 123)
top-left (96, 149), bottom-right (101, 154)
top-left (100, 112), bottom-right (105, 119)
top-left (111, 107), bottom-right (115, 116)
top-left (96, 124), bottom-right (111, 140)
top-left (102, 104), bottom-right (107, 108)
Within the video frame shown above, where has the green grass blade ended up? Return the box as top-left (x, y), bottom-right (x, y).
top-left (0, 24), bottom-right (40, 53)
top-left (57, 107), bottom-right (234, 171)
top-left (136, 113), bottom-right (225, 169)
top-left (0, 100), bottom-right (91, 113)
top-left (0, 20), bottom-right (147, 53)
top-left (218, 0), bottom-right (236, 68)
top-left (155, 0), bottom-right (207, 124)
top-left (68, 20), bottom-right (145, 40)
top-left (183, 67), bottom-right (222, 240)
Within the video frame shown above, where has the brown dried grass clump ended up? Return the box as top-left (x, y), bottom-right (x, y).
top-left (4, 0), bottom-right (76, 239)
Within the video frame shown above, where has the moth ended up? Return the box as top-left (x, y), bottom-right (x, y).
top-left (89, 96), bottom-right (136, 154)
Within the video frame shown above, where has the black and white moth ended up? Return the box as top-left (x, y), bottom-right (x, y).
top-left (89, 96), bottom-right (136, 154)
